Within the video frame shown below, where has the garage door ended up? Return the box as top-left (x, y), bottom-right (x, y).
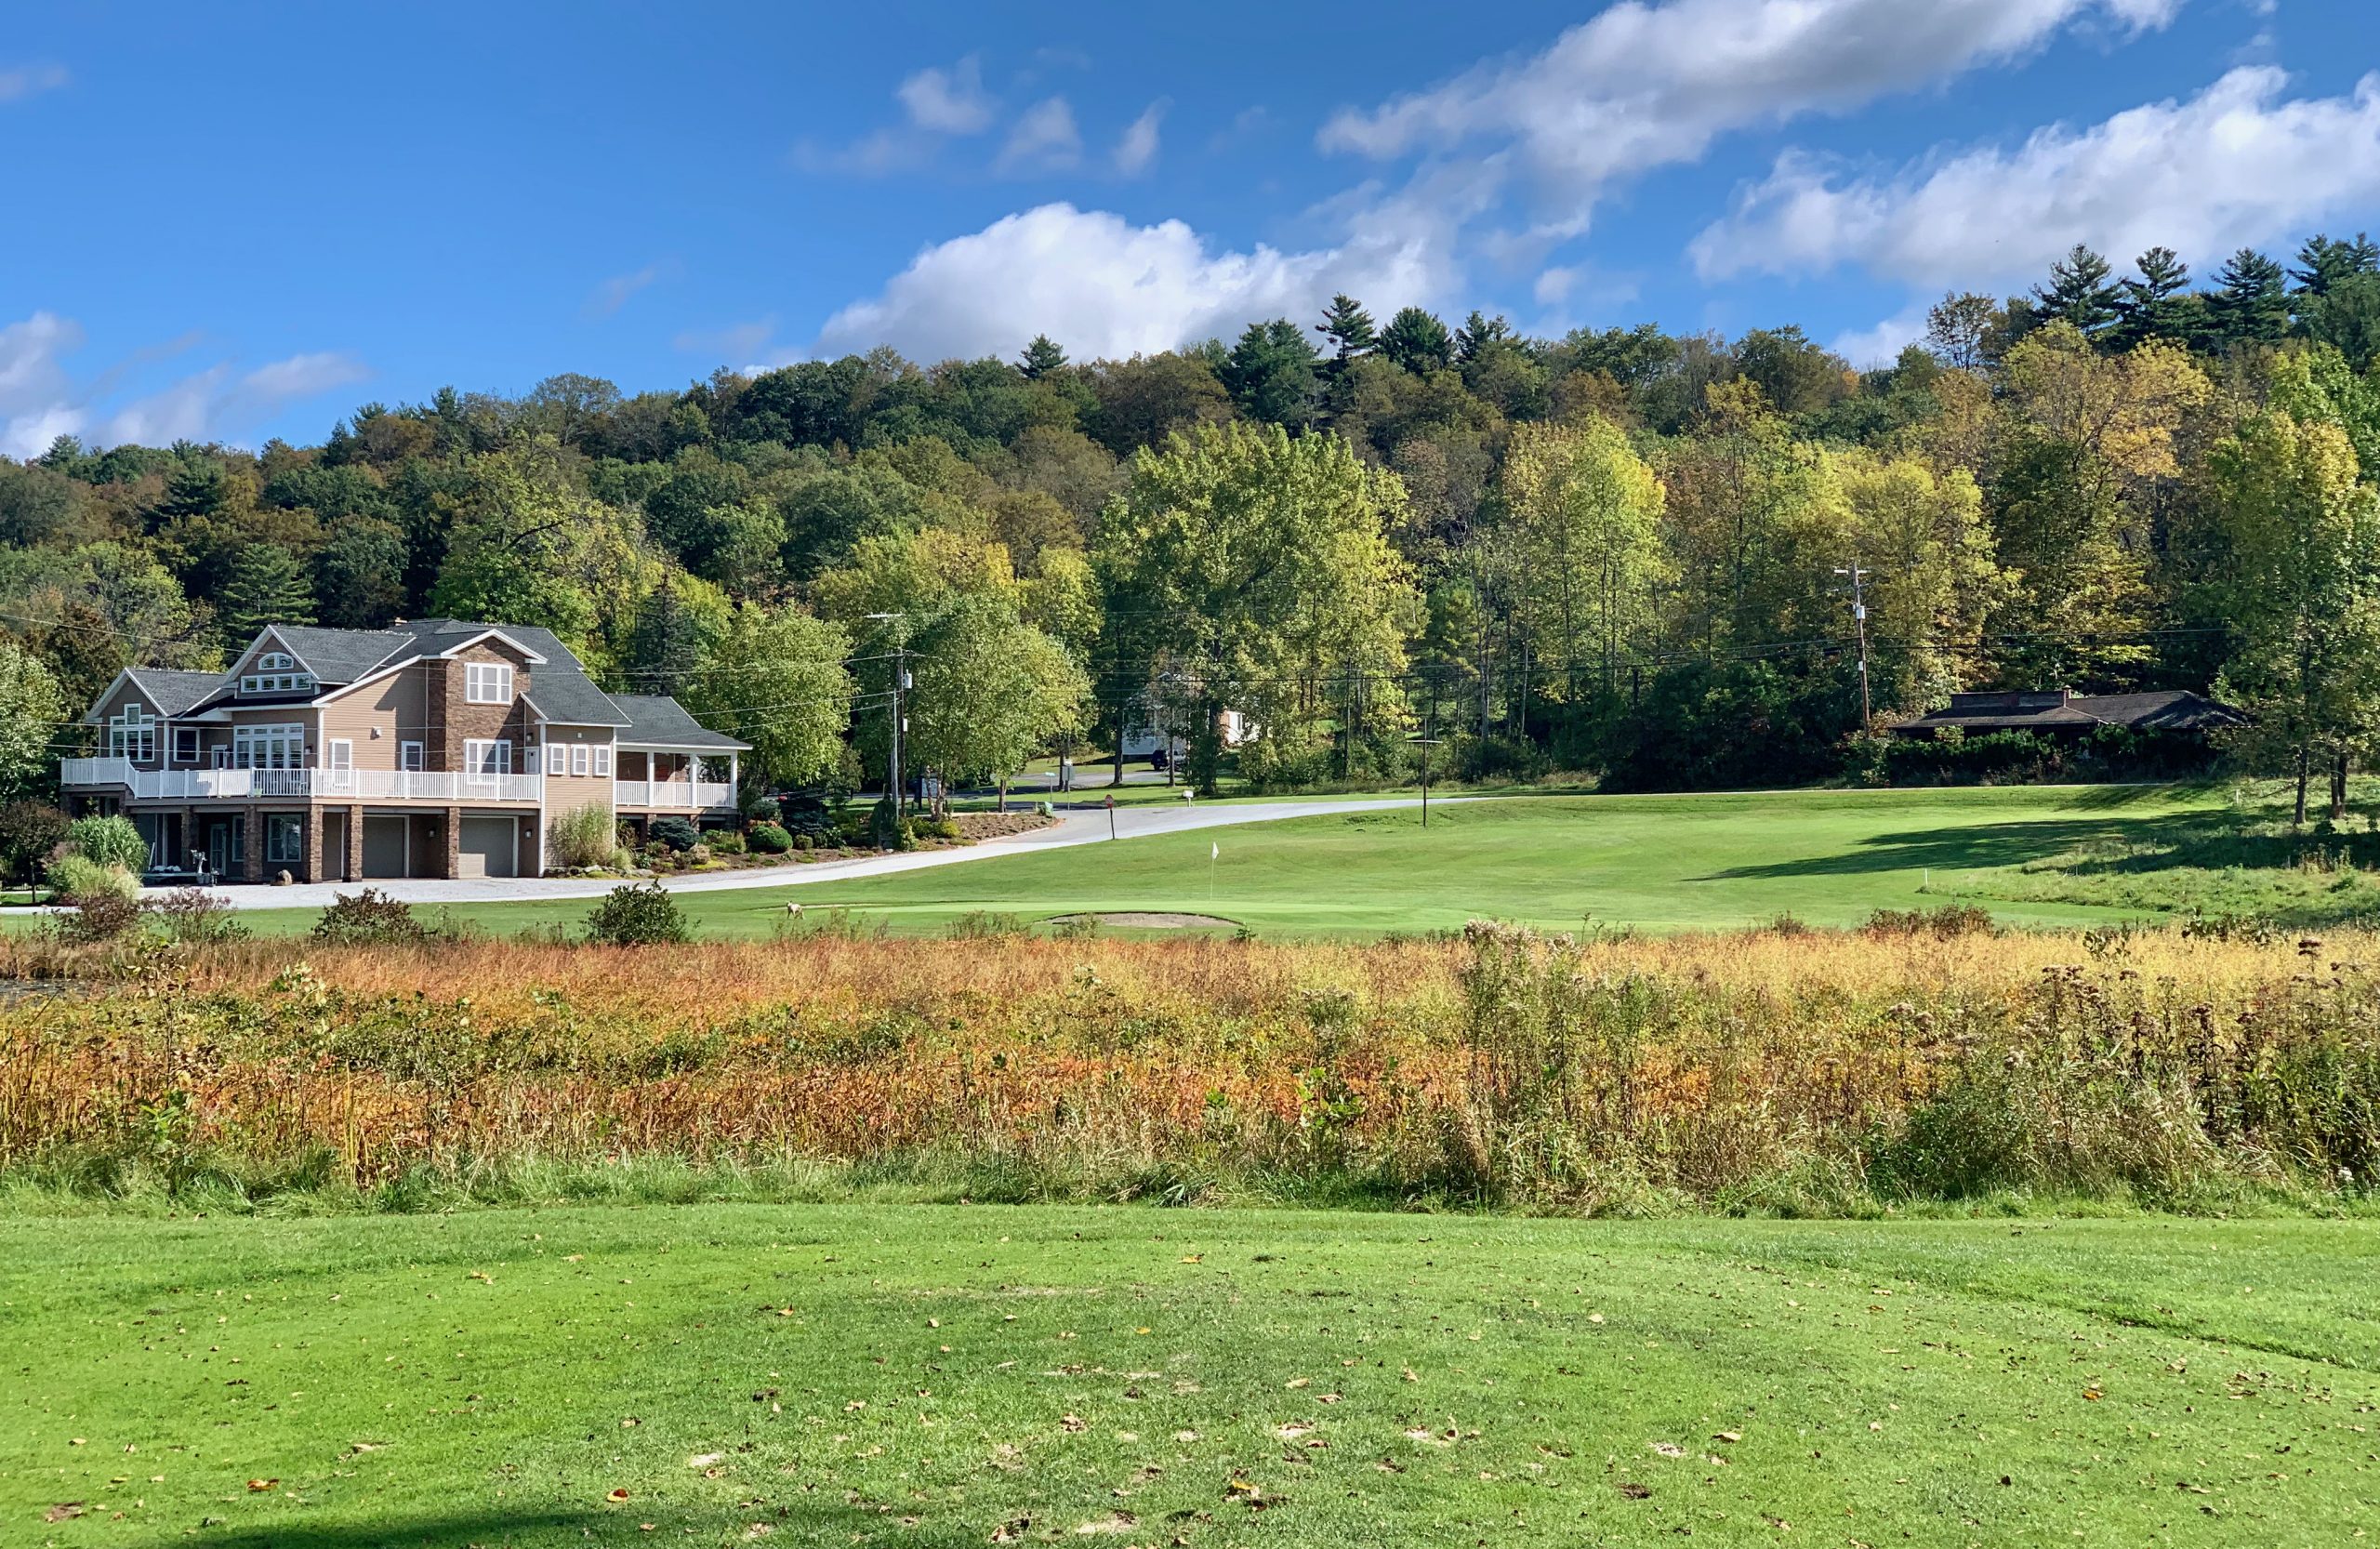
top-left (457, 816), bottom-right (518, 879)
top-left (362, 815), bottom-right (409, 879)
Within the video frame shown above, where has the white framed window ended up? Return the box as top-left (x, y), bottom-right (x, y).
top-left (325, 739), bottom-right (352, 771)
top-left (463, 737), bottom-right (512, 783)
top-left (231, 723), bottom-right (306, 770)
top-left (265, 813), bottom-right (305, 864)
top-left (593, 745), bottom-right (613, 776)
top-left (399, 740), bottom-right (425, 772)
top-left (237, 652), bottom-right (316, 696)
top-left (107, 704), bottom-right (157, 761)
top-left (570, 744), bottom-right (589, 776)
top-left (171, 726), bottom-right (199, 763)
top-left (465, 662), bottom-right (514, 704)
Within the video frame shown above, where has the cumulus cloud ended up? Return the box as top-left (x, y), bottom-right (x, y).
top-left (1114, 100), bottom-right (1165, 177)
top-left (1319, 0), bottom-right (2177, 221)
top-left (1691, 67), bottom-right (2380, 288)
top-left (0, 61), bottom-right (68, 103)
top-left (896, 56), bottom-right (995, 135)
top-left (810, 201), bottom-right (1460, 363)
top-left (997, 97), bottom-right (1082, 175)
top-left (0, 311), bottom-right (367, 456)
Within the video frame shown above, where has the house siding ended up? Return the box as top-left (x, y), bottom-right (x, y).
top-left (317, 668), bottom-right (429, 770)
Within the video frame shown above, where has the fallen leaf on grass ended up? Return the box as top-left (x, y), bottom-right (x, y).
top-left (1073, 1510), bottom-right (1137, 1535)
top-left (45, 1503), bottom-right (85, 1523)
top-left (1713, 1431), bottom-right (1743, 1444)
top-left (1284, 1377), bottom-right (1309, 1389)
top-left (2083, 1386), bottom-right (2103, 1401)
top-left (245, 1479), bottom-right (278, 1492)
top-left (1061, 1413), bottom-right (1088, 1433)
top-left (606, 1488), bottom-right (631, 1503)
top-left (1616, 1482), bottom-right (1652, 1500)
top-left (991, 1516), bottom-right (1032, 1542)
top-left (691, 1453), bottom-right (724, 1469)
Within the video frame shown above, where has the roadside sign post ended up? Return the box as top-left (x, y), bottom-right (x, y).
top-left (1106, 793), bottom-right (1116, 841)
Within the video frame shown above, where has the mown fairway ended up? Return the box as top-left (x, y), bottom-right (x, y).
top-left (5, 1205), bottom-right (2374, 1547)
top-left (229, 784), bottom-right (2216, 940)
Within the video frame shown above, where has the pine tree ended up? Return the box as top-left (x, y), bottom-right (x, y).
top-left (1316, 294), bottom-right (1377, 362)
top-left (2033, 245), bottom-right (2121, 338)
top-left (2210, 248), bottom-right (2291, 349)
top-left (1455, 311), bottom-right (1516, 365)
top-left (626, 582), bottom-right (704, 697)
top-left (1218, 320), bottom-right (1319, 428)
top-left (1018, 334), bottom-right (1067, 379)
top-left (2290, 232), bottom-right (2380, 297)
top-left (2109, 246), bottom-right (2191, 351)
top-left (218, 541), bottom-right (316, 647)
top-left (1378, 306), bottom-right (1454, 375)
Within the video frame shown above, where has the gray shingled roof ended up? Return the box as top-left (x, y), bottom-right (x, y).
top-left (1893, 690), bottom-right (2245, 735)
top-left (613, 693), bottom-right (751, 750)
top-left (126, 669), bottom-right (225, 717)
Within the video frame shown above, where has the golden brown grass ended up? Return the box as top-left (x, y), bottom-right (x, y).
top-left (5, 920), bottom-right (2374, 1212)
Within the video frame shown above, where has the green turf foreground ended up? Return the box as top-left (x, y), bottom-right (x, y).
top-left (6, 1207), bottom-right (2375, 1546)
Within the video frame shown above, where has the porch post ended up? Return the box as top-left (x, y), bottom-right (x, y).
top-left (441, 806), bottom-right (462, 879)
top-left (346, 804), bottom-right (364, 880)
top-left (302, 807), bottom-right (325, 883)
top-left (241, 807), bottom-right (264, 883)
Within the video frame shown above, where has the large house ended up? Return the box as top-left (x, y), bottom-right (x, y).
top-left (1888, 688), bottom-right (2245, 740)
top-left (59, 620), bottom-right (747, 882)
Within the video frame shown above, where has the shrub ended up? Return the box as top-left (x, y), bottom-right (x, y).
top-left (146, 887), bottom-right (248, 945)
top-left (546, 803), bottom-right (617, 869)
top-left (0, 801), bottom-right (68, 886)
top-left (791, 832), bottom-right (814, 852)
top-left (45, 853), bottom-right (138, 905)
top-left (707, 828), bottom-right (747, 855)
top-left (59, 886), bottom-right (142, 943)
top-left (917, 816), bottom-right (962, 842)
top-left (607, 845), bottom-right (640, 872)
top-left (649, 815), bottom-right (700, 853)
top-left (1863, 905), bottom-right (1996, 939)
top-left (866, 796), bottom-right (914, 852)
top-left (584, 880), bottom-right (691, 946)
top-left (65, 814), bottom-right (149, 872)
top-left (311, 888), bottom-right (430, 947)
top-left (746, 822), bottom-right (791, 854)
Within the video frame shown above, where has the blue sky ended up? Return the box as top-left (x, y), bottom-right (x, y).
top-left (6, 0), bottom-right (2380, 454)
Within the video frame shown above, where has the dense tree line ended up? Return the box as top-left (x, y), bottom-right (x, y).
top-left (7, 232), bottom-right (2380, 816)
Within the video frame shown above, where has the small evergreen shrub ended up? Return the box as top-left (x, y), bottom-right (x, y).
top-left (312, 888), bottom-right (430, 947)
top-left (65, 814), bottom-right (149, 872)
top-left (584, 880), bottom-right (691, 946)
top-left (707, 828), bottom-right (747, 854)
top-left (649, 815), bottom-right (700, 853)
top-left (746, 822), bottom-right (791, 854)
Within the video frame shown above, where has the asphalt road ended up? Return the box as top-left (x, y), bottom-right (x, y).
top-left (170, 795), bottom-right (1471, 910)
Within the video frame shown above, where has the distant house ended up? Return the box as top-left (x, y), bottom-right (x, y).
top-left (60, 619), bottom-right (747, 882)
top-left (1888, 689), bottom-right (2245, 740)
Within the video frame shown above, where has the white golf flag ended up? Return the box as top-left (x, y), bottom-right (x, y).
top-left (1210, 841), bottom-right (1219, 860)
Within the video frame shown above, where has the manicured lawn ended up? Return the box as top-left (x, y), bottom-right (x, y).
top-left (3, 1203), bottom-right (2373, 1546)
top-left (218, 783), bottom-right (2213, 941)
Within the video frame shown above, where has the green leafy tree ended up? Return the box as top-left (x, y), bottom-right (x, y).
top-left (1498, 417), bottom-right (1670, 703)
top-left (311, 517), bottom-right (410, 629)
top-left (2203, 404), bottom-right (2380, 822)
top-left (1378, 307), bottom-right (1455, 376)
top-left (1924, 292), bottom-right (2000, 370)
top-left (1097, 423), bottom-right (1421, 792)
top-left (906, 592), bottom-right (1089, 810)
top-left (2302, 272), bottom-right (2380, 373)
top-left (0, 640), bottom-right (66, 802)
top-left (679, 602), bottom-right (853, 789)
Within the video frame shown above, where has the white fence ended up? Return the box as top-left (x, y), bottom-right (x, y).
top-left (61, 757), bottom-right (545, 803)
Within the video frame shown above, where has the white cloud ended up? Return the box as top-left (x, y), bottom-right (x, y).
top-left (1319, 0), bottom-right (2177, 222)
top-left (0, 312), bottom-right (367, 456)
top-left (997, 97), bottom-right (1082, 175)
top-left (1831, 308), bottom-right (1932, 368)
top-left (810, 201), bottom-right (1459, 363)
top-left (584, 260), bottom-right (672, 319)
top-left (0, 61), bottom-right (68, 103)
top-left (1114, 100), bottom-right (1165, 177)
top-left (896, 56), bottom-right (994, 135)
top-left (239, 351), bottom-right (370, 400)
top-left (1691, 66), bottom-right (2380, 288)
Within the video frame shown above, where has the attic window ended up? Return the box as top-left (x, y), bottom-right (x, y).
top-left (238, 652), bottom-right (315, 695)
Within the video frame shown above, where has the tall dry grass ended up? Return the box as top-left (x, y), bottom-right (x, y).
top-left (4, 919), bottom-right (2375, 1212)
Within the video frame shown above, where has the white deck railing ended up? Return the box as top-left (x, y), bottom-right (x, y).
top-left (61, 757), bottom-right (544, 803)
top-left (614, 778), bottom-right (737, 810)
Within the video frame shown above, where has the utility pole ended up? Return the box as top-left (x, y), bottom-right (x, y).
top-left (866, 613), bottom-right (911, 818)
top-left (1833, 563), bottom-right (1872, 733)
top-left (1409, 735), bottom-right (1442, 828)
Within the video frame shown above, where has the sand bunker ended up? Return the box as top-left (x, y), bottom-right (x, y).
top-left (1045, 911), bottom-right (1239, 930)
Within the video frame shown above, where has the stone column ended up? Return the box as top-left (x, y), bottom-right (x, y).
top-left (441, 805), bottom-right (462, 879)
top-left (181, 807), bottom-right (199, 873)
top-left (346, 804), bottom-right (364, 881)
top-left (302, 807), bottom-right (325, 883)
top-left (242, 807), bottom-right (264, 883)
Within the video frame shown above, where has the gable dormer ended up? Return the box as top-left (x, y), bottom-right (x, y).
top-left (236, 650), bottom-right (317, 698)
